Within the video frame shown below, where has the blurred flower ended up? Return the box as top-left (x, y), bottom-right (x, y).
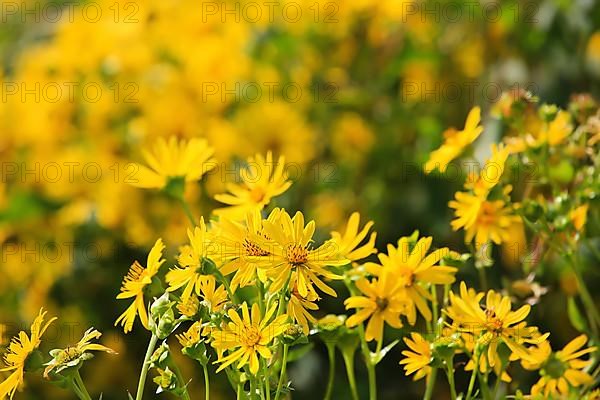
top-left (524, 335), bottom-right (596, 398)
top-left (400, 333), bottom-right (432, 381)
top-left (115, 238), bottom-right (166, 333)
top-left (329, 212), bottom-right (377, 263)
top-left (44, 328), bottom-right (116, 378)
top-left (365, 235), bottom-right (457, 325)
top-left (130, 137), bottom-right (215, 190)
top-left (345, 271), bottom-right (408, 343)
top-left (214, 152), bottom-right (292, 220)
top-left (570, 204), bottom-right (589, 232)
top-left (211, 302), bottom-right (288, 374)
top-left (425, 107), bottom-right (483, 173)
top-left (0, 309), bottom-right (56, 399)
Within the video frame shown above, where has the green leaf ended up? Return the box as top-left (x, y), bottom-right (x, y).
top-left (370, 340), bottom-right (399, 365)
top-left (567, 297), bottom-right (588, 332)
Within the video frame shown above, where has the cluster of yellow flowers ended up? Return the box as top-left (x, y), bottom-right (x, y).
top-left (3, 91), bottom-right (599, 399)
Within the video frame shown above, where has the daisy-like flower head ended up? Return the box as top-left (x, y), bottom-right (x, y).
top-left (400, 333), bottom-right (432, 381)
top-left (365, 235), bottom-right (458, 325)
top-left (44, 328), bottom-right (116, 378)
top-left (449, 186), bottom-right (521, 249)
top-left (213, 152), bottom-right (292, 220)
top-left (424, 106), bottom-right (484, 173)
top-left (166, 218), bottom-right (221, 302)
top-left (525, 335), bottom-right (597, 398)
top-left (445, 282), bottom-right (549, 365)
top-left (115, 238), bottom-right (166, 333)
top-left (213, 208), bottom-right (282, 291)
top-left (211, 302), bottom-right (288, 374)
top-left (344, 270), bottom-right (409, 343)
top-left (329, 212), bottom-right (377, 263)
top-left (131, 136), bottom-right (216, 190)
top-left (287, 284), bottom-right (319, 335)
top-left (0, 309), bottom-right (56, 399)
top-left (250, 210), bottom-right (348, 298)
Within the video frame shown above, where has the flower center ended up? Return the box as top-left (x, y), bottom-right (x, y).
top-left (484, 309), bottom-right (503, 333)
top-left (545, 354), bottom-right (567, 379)
top-left (286, 244), bottom-right (309, 266)
top-left (479, 202), bottom-right (499, 225)
top-left (250, 187), bottom-right (266, 203)
top-left (375, 297), bottom-right (389, 311)
top-left (56, 347), bottom-right (81, 364)
top-left (243, 238), bottom-right (270, 257)
top-left (243, 326), bottom-right (261, 347)
top-left (399, 270), bottom-right (415, 287)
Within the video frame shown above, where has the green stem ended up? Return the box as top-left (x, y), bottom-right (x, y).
top-left (170, 359), bottom-right (191, 400)
top-left (74, 371), bottom-right (92, 400)
top-left (324, 344), bottom-right (336, 400)
top-left (342, 352), bottom-right (359, 400)
top-left (570, 253), bottom-right (600, 334)
top-left (445, 362), bottom-right (457, 400)
top-left (136, 333), bottom-right (159, 400)
top-left (423, 367), bottom-right (437, 400)
top-left (357, 324), bottom-right (376, 400)
top-left (179, 197), bottom-right (197, 226)
top-left (465, 355), bottom-right (478, 400)
top-left (202, 364), bottom-right (210, 400)
top-left (274, 344), bottom-right (289, 400)
top-left (263, 358), bottom-right (271, 400)
top-left (70, 378), bottom-right (90, 400)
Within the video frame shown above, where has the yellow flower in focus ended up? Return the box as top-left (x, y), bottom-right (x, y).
top-left (115, 238), bottom-right (166, 333)
top-left (213, 152), bottom-right (292, 220)
top-left (0, 309), bottom-right (56, 399)
top-left (329, 212), bottom-right (377, 263)
top-left (424, 107), bottom-right (484, 173)
top-left (365, 236), bottom-right (457, 325)
top-left (445, 282), bottom-right (548, 364)
top-left (570, 204), bottom-right (589, 232)
top-left (399, 333), bottom-right (432, 381)
top-left (211, 302), bottom-right (288, 374)
top-left (449, 189), bottom-right (520, 249)
top-left (44, 328), bottom-right (116, 378)
top-left (213, 209), bottom-right (282, 291)
top-left (344, 271), bottom-right (409, 343)
top-left (287, 285), bottom-right (319, 335)
top-left (131, 136), bottom-right (216, 190)
top-left (198, 277), bottom-right (228, 313)
top-left (526, 335), bottom-right (596, 398)
top-left (251, 210), bottom-right (348, 298)
top-left (177, 295), bottom-right (200, 318)
top-left (166, 218), bottom-right (220, 301)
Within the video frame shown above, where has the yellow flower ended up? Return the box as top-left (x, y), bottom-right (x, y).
top-left (166, 218), bottom-right (220, 301)
top-left (424, 107), bottom-right (484, 173)
top-left (449, 189), bottom-right (520, 248)
top-left (211, 302), bottom-right (288, 374)
top-left (115, 238), bottom-right (166, 333)
top-left (527, 335), bottom-right (596, 398)
top-left (250, 210), bottom-right (348, 298)
top-left (329, 212), bottom-right (377, 263)
top-left (177, 295), bottom-right (200, 318)
top-left (176, 322), bottom-right (203, 348)
top-left (570, 204), bottom-right (589, 232)
top-left (0, 309), bottom-right (56, 399)
top-left (400, 333), bottom-right (432, 381)
top-left (44, 328), bottom-right (116, 378)
top-left (345, 271), bottom-right (409, 343)
top-left (197, 277), bottom-right (228, 313)
top-left (213, 208), bottom-right (282, 291)
top-left (445, 282), bottom-right (548, 364)
top-left (213, 152), bottom-right (292, 220)
top-left (131, 136), bottom-right (216, 190)
top-left (287, 285), bottom-right (319, 335)
top-left (365, 236), bottom-right (457, 325)
top-left (545, 110), bottom-right (573, 146)
top-left (468, 144), bottom-right (511, 196)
